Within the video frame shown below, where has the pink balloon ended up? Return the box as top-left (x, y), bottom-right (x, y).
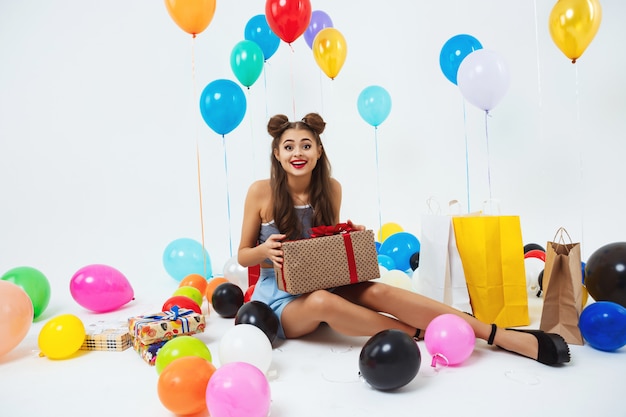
top-left (206, 362), bottom-right (271, 417)
top-left (0, 281), bottom-right (34, 358)
top-left (69, 264), bottom-right (134, 312)
top-left (424, 313), bottom-right (475, 367)
top-left (457, 49), bottom-right (510, 112)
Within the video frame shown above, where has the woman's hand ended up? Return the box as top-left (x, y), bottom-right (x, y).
top-left (346, 219), bottom-right (366, 232)
top-left (262, 233), bottom-right (286, 268)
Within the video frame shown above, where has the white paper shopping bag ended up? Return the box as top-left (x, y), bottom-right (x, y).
top-left (415, 213), bottom-right (472, 313)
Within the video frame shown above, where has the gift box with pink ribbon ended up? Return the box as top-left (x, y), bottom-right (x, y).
top-left (275, 223), bottom-right (380, 294)
top-left (128, 307), bottom-right (206, 345)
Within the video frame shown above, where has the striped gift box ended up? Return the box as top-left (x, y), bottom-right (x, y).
top-left (80, 321), bottom-right (132, 352)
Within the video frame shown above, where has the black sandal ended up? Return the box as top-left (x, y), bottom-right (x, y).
top-left (487, 324), bottom-right (570, 366)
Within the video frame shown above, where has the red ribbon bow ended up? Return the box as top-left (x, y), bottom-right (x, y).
top-left (309, 222), bottom-right (356, 238)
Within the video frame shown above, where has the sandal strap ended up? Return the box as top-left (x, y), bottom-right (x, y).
top-left (487, 323), bottom-right (497, 345)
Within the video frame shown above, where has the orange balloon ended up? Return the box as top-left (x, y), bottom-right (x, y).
top-left (312, 27), bottom-right (348, 80)
top-left (205, 277), bottom-right (229, 303)
top-left (179, 273), bottom-right (208, 297)
top-left (157, 356), bottom-right (216, 415)
top-left (164, 0), bottom-right (217, 38)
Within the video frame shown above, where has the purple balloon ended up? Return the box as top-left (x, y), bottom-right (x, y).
top-left (304, 10), bottom-right (333, 49)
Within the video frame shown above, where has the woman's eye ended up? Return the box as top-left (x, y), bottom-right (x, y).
top-left (303, 144), bottom-right (311, 150)
top-left (284, 145), bottom-right (292, 151)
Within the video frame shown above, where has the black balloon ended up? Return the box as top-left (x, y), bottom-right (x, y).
top-left (211, 282), bottom-right (244, 318)
top-left (235, 301), bottom-right (279, 344)
top-left (524, 243), bottom-right (545, 253)
top-left (358, 329), bottom-right (421, 391)
top-left (585, 242), bottom-right (626, 308)
top-left (409, 252), bottom-right (420, 270)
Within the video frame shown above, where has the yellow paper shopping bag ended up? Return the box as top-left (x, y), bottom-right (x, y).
top-left (452, 215), bottom-right (530, 327)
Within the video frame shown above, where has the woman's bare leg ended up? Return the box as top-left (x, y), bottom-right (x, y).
top-left (280, 289), bottom-right (415, 338)
top-left (334, 281), bottom-right (540, 361)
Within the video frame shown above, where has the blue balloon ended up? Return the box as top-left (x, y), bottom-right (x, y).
top-left (163, 238), bottom-right (213, 282)
top-left (579, 301), bottom-right (626, 352)
top-left (199, 79), bottom-right (247, 136)
top-left (357, 85), bottom-right (392, 127)
top-left (379, 232), bottom-right (420, 272)
top-left (439, 34), bottom-right (483, 85)
top-left (244, 14), bottom-right (280, 61)
top-left (377, 254), bottom-right (396, 271)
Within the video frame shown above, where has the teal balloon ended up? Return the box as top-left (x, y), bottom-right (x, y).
top-left (230, 40), bottom-right (264, 88)
top-left (163, 238), bottom-right (212, 282)
top-left (357, 85), bottom-right (392, 127)
top-left (199, 79), bottom-right (246, 136)
top-left (379, 232), bottom-right (420, 272)
top-left (244, 14), bottom-right (280, 61)
top-left (579, 301), bottom-right (626, 352)
top-left (1, 266), bottom-right (50, 320)
top-left (439, 34), bottom-right (483, 85)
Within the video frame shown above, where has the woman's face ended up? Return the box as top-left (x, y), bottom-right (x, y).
top-left (274, 128), bottom-right (322, 177)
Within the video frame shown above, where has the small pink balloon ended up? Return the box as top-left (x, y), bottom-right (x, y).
top-left (206, 361), bottom-right (271, 417)
top-left (424, 313), bottom-right (475, 367)
top-left (69, 264), bottom-right (134, 312)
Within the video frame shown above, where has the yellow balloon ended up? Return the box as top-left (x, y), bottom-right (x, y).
top-left (312, 28), bottom-right (347, 80)
top-left (38, 314), bottom-right (85, 359)
top-left (549, 0), bottom-right (602, 63)
top-left (378, 222), bottom-right (404, 242)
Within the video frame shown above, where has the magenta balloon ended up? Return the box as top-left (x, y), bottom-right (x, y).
top-left (424, 314), bottom-right (475, 366)
top-left (69, 264), bottom-right (134, 312)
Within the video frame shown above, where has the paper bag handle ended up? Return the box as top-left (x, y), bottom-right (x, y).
top-left (426, 197), bottom-right (442, 215)
top-left (552, 227), bottom-right (573, 246)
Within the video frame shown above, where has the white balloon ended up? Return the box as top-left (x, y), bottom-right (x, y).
top-left (223, 256), bottom-right (249, 289)
top-left (379, 269), bottom-right (413, 291)
top-left (218, 324), bottom-right (273, 374)
top-left (457, 49), bottom-right (510, 112)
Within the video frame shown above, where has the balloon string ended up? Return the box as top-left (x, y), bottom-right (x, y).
top-left (263, 62), bottom-right (269, 121)
top-left (222, 135), bottom-right (234, 259)
top-left (484, 111), bottom-right (493, 205)
top-left (374, 127), bottom-right (382, 235)
top-left (462, 96), bottom-right (471, 213)
top-left (575, 65), bottom-right (585, 253)
top-left (191, 36), bottom-right (208, 277)
top-left (247, 87), bottom-right (257, 178)
top-left (289, 43), bottom-right (296, 119)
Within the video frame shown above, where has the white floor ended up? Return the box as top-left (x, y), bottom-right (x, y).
top-left (1, 287), bottom-right (623, 417)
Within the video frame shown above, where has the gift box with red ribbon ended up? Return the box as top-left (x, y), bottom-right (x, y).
top-left (128, 307), bottom-right (206, 345)
top-left (275, 224), bottom-right (380, 294)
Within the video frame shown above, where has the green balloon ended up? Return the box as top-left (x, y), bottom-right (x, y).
top-left (1, 266), bottom-right (51, 320)
top-left (155, 335), bottom-right (212, 374)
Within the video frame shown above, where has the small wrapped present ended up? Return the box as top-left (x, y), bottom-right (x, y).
top-left (128, 306), bottom-right (206, 345)
top-left (80, 320), bottom-right (132, 352)
top-left (275, 224), bottom-right (380, 294)
top-left (132, 338), bottom-right (167, 366)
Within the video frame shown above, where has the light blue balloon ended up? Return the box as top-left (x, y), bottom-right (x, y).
top-left (377, 254), bottom-right (396, 271)
top-left (199, 79), bottom-right (247, 136)
top-left (379, 232), bottom-right (420, 272)
top-left (163, 238), bottom-right (213, 282)
top-left (357, 85), bottom-right (392, 127)
top-left (244, 14), bottom-right (280, 61)
top-left (439, 34), bottom-right (483, 85)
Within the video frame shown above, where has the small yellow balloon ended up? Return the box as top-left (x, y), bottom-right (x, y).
top-left (38, 314), bottom-right (85, 359)
top-left (379, 270), bottom-right (413, 291)
top-left (312, 27), bottom-right (348, 80)
top-left (378, 222), bottom-right (404, 242)
top-left (549, 0), bottom-right (602, 63)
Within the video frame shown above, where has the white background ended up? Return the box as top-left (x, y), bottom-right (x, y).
top-left (1, 2), bottom-right (625, 417)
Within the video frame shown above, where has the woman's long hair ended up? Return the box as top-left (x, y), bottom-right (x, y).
top-left (267, 113), bottom-right (335, 239)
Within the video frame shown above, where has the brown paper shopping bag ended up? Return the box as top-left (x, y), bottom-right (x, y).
top-left (416, 202), bottom-right (472, 312)
top-left (452, 214), bottom-right (530, 328)
top-left (539, 227), bottom-right (584, 345)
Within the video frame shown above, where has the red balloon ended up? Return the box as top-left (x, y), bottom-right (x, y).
top-left (524, 249), bottom-right (546, 262)
top-left (244, 284), bottom-right (256, 303)
top-left (265, 0), bottom-right (311, 44)
top-left (162, 295), bottom-right (202, 314)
